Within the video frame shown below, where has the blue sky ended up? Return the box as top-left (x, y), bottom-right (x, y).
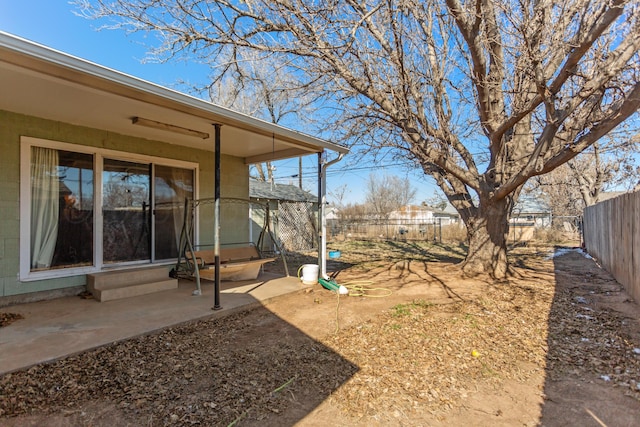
top-left (0, 1), bottom-right (440, 205)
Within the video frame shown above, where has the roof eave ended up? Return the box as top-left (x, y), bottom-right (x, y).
top-left (0, 31), bottom-right (349, 156)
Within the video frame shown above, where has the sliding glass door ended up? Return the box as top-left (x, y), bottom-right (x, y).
top-left (102, 159), bottom-right (151, 264)
top-left (24, 138), bottom-right (198, 277)
top-left (101, 161), bottom-right (194, 264)
top-left (154, 165), bottom-right (194, 260)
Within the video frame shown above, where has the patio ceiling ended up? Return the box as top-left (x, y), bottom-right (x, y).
top-left (0, 32), bottom-right (348, 164)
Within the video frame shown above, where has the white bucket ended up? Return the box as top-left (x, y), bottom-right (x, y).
top-left (299, 264), bottom-right (319, 285)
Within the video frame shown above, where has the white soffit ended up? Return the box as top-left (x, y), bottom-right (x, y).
top-left (0, 32), bottom-right (348, 163)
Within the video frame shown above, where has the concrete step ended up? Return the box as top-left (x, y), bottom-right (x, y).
top-left (87, 266), bottom-right (178, 302)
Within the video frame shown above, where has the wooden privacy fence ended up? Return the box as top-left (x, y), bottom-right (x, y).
top-left (583, 191), bottom-right (640, 303)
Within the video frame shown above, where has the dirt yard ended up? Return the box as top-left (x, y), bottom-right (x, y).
top-left (1, 241), bottom-right (640, 426)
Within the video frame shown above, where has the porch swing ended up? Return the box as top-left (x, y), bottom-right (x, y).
top-left (171, 197), bottom-right (289, 296)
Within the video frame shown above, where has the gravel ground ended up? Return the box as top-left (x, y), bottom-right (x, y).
top-left (1, 241), bottom-right (639, 426)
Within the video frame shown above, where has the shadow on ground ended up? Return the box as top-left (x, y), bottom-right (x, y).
top-left (538, 247), bottom-right (640, 426)
top-left (279, 240), bottom-right (467, 274)
top-left (0, 296), bottom-right (359, 426)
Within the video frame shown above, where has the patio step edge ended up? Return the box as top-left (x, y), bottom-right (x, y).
top-left (87, 266), bottom-right (177, 302)
top-left (89, 278), bottom-right (178, 302)
top-left (87, 266), bottom-right (171, 289)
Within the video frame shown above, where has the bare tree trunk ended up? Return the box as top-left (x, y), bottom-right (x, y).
top-left (462, 197), bottom-right (511, 279)
top-left (255, 163), bottom-right (266, 182)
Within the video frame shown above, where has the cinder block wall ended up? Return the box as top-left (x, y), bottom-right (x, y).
top-left (197, 153), bottom-right (249, 248)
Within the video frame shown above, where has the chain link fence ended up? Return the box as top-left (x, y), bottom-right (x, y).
top-left (278, 201), bottom-right (317, 252)
top-left (251, 200), bottom-right (318, 253)
top-left (251, 203), bottom-right (582, 250)
top-left (327, 215), bottom-right (582, 245)
top-left (510, 214), bottom-right (582, 243)
top-left (327, 218), bottom-right (466, 243)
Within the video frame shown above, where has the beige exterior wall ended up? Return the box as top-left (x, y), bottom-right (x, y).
top-left (197, 153), bottom-right (249, 248)
top-left (0, 110), bottom-right (249, 298)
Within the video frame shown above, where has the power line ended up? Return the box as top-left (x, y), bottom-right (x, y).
top-left (268, 162), bottom-right (412, 181)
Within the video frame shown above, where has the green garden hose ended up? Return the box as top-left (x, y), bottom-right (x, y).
top-left (318, 277), bottom-right (392, 297)
top-left (318, 277), bottom-right (341, 292)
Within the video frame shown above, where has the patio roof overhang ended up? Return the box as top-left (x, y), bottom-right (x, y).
top-left (0, 32), bottom-right (348, 163)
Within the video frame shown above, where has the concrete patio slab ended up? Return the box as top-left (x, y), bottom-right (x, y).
top-left (0, 273), bottom-right (306, 375)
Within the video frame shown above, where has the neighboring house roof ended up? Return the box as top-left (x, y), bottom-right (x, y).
top-left (441, 203), bottom-right (460, 216)
top-left (325, 207), bottom-right (339, 220)
top-left (390, 205), bottom-right (432, 217)
top-left (513, 197), bottom-right (551, 214)
top-left (393, 205), bottom-right (428, 213)
top-left (250, 180), bottom-right (317, 203)
top-left (391, 204), bottom-right (460, 218)
top-left (431, 208), bottom-right (459, 218)
top-left (0, 31), bottom-right (348, 162)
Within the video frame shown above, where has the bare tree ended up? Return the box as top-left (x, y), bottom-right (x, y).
top-left (204, 50), bottom-right (318, 127)
top-left (423, 194), bottom-right (449, 211)
top-left (193, 49), bottom-right (320, 182)
top-left (365, 174), bottom-right (417, 219)
top-left (328, 184), bottom-right (349, 208)
top-left (337, 202), bottom-right (367, 222)
top-left (529, 133), bottom-right (640, 216)
top-left (75, 0), bottom-right (640, 278)
top-left (528, 165), bottom-right (585, 217)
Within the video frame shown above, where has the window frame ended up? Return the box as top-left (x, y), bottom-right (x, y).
top-left (20, 136), bottom-right (199, 281)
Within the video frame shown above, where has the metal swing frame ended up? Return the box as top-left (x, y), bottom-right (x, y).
top-left (172, 197), bottom-right (289, 296)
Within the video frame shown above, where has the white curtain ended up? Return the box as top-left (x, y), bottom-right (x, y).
top-left (30, 147), bottom-right (59, 269)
